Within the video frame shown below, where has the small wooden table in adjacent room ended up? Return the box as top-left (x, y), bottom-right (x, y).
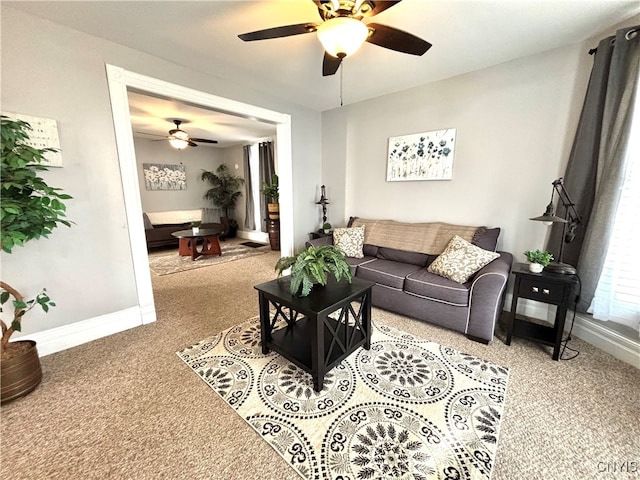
top-left (505, 262), bottom-right (579, 360)
top-left (254, 276), bottom-right (375, 392)
top-left (171, 228), bottom-right (224, 261)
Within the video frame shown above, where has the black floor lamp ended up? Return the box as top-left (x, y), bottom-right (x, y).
top-left (316, 185), bottom-right (329, 227)
top-left (530, 177), bottom-right (582, 275)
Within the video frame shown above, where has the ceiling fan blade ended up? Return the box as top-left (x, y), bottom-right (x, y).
top-left (190, 138), bottom-right (219, 144)
top-left (367, 1), bottom-right (403, 17)
top-left (188, 141), bottom-right (198, 147)
top-left (322, 52), bottom-right (342, 76)
top-left (366, 23), bottom-right (431, 56)
top-left (136, 131), bottom-right (165, 137)
top-left (239, 23), bottom-right (318, 41)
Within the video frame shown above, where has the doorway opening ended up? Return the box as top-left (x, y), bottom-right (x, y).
top-left (106, 64), bottom-right (293, 326)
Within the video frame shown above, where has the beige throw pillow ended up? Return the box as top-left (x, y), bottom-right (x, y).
top-left (333, 225), bottom-right (365, 258)
top-left (428, 235), bottom-right (500, 283)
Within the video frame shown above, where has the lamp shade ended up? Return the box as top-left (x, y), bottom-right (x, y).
top-left (530, 202), bottom-right (567, 225)
top-left (317, 17), bottom-right (369, 58)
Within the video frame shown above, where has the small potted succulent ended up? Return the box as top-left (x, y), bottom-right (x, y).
top-left (275, 245), bottom-right (352, 297)
top-left (524, 249), bottom-right (553, 273)
top-left (322, 222), bottom-right (332, 234)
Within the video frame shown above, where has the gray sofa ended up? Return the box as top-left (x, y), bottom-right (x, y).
top-left (307, 218), bottom-right (513, 344)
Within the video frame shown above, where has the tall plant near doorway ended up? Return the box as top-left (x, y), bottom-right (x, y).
top-left (201, 163), bottom-right (244, 238)
top-left (0, 115), bottom-right (73, 403)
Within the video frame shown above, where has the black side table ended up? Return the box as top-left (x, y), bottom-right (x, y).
top-left (309, 231), bottom-right (332, 240)
top-left (254, 276), bottom-right (374, 391)
top-left (505, 263), bottom-right (578, 360)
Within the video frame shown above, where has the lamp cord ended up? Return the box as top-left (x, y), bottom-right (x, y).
top-left (560, 273), bottom-right (582, 360)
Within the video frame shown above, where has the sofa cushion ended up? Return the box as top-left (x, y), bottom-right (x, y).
top-left (377, 247), bottom-right (430, 267)
top-left (404, 269), bottom-right (470, 306)
top-left (363, 244), bottom-right (379, 257)
top-left (350, 218), bottom-right (479, 255)
top-left (346, 256), bottom-right (377, 276)
top-left (472, 227), bottom-right (501, 252)
top-left (428, 235), bottom-right (500, 284)
top-left (357, 259), bottom-right (422, 290)
top-left (333, 225), bottom-right (365, 258)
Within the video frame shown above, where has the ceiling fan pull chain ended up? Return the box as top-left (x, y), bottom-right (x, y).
top-left (340, 62), bottom-right (344, 107)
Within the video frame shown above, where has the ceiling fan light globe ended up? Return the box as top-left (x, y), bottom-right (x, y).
top-left (169, 138), bottom-right (189, 150)
top-left (172, 130), bottom-right (189, 141)
top-left (317, 17), bottom-right (368, 58)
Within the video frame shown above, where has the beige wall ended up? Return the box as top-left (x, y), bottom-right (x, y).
top-left (134, 138), bottom-right (224, 214)
top-left (322, 41), bottom-right (593, 261)
top-left (0, 6), bottom-right (321, 337)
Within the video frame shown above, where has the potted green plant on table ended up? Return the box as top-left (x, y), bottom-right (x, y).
top-left (201, 164), bottom-right (244, 239)
top-left (0, 115), bottom-right (73, 403)
top-left (524, 249), bottom-right (553, 273)
top-left (275, 245), bottom-right (352, 297)
top-left (190, 220), bottom-right (202, 234)
top-left (322, 222), bottom-right (332, 234)
top-left (261, 173), bottom-right (279, 220)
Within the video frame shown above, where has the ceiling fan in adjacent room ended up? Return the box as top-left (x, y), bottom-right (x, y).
top-left (238, 0), bottom-right (432, 76)
top-left (137, 120), bottom-right (218, 150)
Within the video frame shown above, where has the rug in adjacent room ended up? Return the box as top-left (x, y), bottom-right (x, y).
top-left (177, 317), bottom-right (510, 480)
top-left (149, 243), bottom-right (269, 275)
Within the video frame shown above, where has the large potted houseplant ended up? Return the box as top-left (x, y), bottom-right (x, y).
top-left (275, 245), bottom-right (352, 297)
top-left (201, 164), bottom-right (244, 239)
top-left (0, 115), bottom-right (73, 403)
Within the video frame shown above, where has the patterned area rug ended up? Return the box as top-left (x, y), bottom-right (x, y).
top-left (177, 317), bottom-right (510, 479)
top-left (149, 243), bottom-right (270, 275)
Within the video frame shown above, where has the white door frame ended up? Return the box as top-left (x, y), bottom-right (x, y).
top-left (105, 64), bottom-right (293, 325)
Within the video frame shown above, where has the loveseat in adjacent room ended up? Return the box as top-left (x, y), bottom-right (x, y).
top-left (143, 209), bottom-right (223, 249)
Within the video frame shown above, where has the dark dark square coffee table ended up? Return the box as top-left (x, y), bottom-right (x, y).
top-left (254, 276), bottom-right (374, 392)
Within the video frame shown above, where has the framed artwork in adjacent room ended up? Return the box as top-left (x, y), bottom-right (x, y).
top-left (143, 163), bottom-right (186, 190)
top-left (386, 128), bottom-right (456, 181)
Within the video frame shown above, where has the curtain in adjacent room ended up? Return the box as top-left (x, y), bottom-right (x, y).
top-left (548, 25), bottom-right (639, 316)
top-left (258, 141), bottom-right (275, 233)
top-left (243, 145), bottom-right (256, 230)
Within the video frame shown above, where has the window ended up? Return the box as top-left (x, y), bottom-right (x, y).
top-left (588, 84), bottom-right (640, 335)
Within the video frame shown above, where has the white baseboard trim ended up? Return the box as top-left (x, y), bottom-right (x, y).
top-left (571, 315), bottom-right (639, 368)
top-left (505, 294), bottom-right (639, 368)
top-left (14, 306), bottom-right (147, 357)
top-left (237, 229), bottom-right (269, 243)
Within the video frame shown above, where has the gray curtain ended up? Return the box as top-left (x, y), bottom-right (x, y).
top-left (548, 25), bottom-right (639, 312)
top-left (258, 141), bottom-right (275, 233)
top-left (242, 145), bottom-right (255, 230)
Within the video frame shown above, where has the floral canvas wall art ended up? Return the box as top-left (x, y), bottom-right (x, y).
top-left (143, 163), bottom-right (187, 191)
top-left (387, 129), bottom-right (456, 181)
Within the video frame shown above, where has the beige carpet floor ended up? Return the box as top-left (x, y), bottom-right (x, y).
top-left (148, 241), bottom-right (270, 276)
top-left (1, 249), bottom-right (638, 480)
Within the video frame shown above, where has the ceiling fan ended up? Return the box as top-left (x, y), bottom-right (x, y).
top-left (238, 0), bottom-right (432, 76)
top-left (138, 120), bottom-right (218, 150)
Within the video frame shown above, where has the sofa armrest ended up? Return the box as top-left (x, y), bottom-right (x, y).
top-left (466, 251), bottom-right (513, 342)
top-left (305, 235), bottom-right (334, 249)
